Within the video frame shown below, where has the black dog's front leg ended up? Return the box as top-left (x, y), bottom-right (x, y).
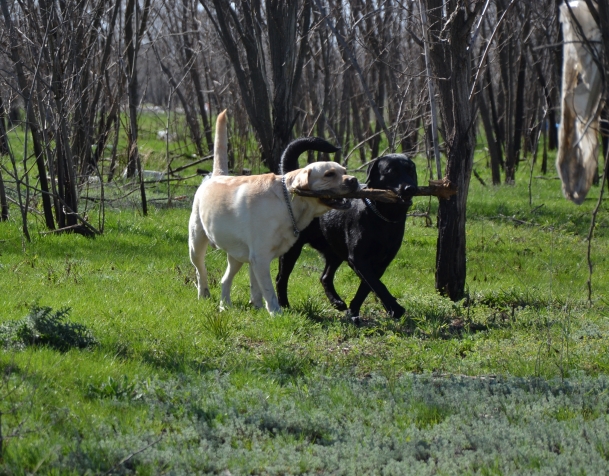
top-left (320, 254), bottom-right (348, 311)
top-left (348, 260), bottom-right (405, 319)
top-left (276, 240), bottom-right (305, 308)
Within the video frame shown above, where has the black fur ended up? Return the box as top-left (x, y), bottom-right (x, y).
top-left (277, 153), bottom-right (418, 322)
top-left (279, 137), bottom-right (341, 174)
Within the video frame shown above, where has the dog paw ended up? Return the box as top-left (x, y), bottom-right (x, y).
top-left (345, 310), bottom-right (362, 326)
top-left (390, 306), bottom-right (406, 319)
top-left (199, 288), bottom-right (211, 299)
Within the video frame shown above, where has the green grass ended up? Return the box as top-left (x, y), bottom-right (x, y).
top-left (1, 144), bottom-right (609, 473)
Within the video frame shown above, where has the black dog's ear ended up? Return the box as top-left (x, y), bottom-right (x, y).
top-left (365, 159), bottom-right (379, 185)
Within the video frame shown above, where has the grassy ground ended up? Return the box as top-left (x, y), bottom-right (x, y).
top-left (1, 140), bottom-right (609, 473)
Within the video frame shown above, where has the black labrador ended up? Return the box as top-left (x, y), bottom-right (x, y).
top-left (277, 150), bottom-right (418, 322)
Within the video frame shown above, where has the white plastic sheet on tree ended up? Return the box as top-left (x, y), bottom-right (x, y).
top-left (556, 1), bottom-right (603, 204)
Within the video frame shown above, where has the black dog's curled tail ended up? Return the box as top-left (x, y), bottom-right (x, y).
top-left (280, 137), bottom-right (341, 175)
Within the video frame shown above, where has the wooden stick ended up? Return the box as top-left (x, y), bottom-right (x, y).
top-left (290, 177), bottom-right (457, 203)
top-left (413, 178), bottom-right (458, 200)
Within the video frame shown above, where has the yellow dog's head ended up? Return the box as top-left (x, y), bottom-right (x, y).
top-left (289, 162), bottom-right (359, 209)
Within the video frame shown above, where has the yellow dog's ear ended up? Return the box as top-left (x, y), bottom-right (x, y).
top-left (290, 168), bottom-right (311, 190)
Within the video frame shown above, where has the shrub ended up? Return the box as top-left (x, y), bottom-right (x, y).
top-left (0, 304), bottom-right (97, 351)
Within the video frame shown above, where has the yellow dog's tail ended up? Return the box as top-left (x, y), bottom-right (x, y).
top-left (212, 110), bottom-right (229, 176)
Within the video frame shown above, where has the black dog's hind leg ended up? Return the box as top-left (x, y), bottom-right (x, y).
top-left (320, 254), bottom-right (348, 311)
top-left (276, 240), bottom-right (306, 308)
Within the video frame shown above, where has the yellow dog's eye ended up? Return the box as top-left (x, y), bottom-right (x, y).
top-left (324, 171), bottom-right (336, 178)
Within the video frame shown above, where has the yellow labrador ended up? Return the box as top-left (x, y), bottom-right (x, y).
top-left (188, 110), bottom-right (359, 314)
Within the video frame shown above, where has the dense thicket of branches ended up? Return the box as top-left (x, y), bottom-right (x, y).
top-left (0, 0), bottom-right (601, 299)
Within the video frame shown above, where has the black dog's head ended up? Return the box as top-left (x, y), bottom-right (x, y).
top-left (366, 154), bottom-right (418, 205)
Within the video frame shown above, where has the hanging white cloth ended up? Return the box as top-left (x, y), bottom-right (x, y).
top-left (556, 1), bottom-right (603, 204)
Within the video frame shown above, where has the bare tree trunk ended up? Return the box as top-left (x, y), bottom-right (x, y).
top-left (184, 0), bottom-right (214, 153)
top-left (0, 169), bottom-right (7, 221)
top-left (0, 97), bottom-right (7, 221)
top-left (528, 39), bottom-right (558, 153)
top-left (88, 2), bottom-right (121, 180)
top-left (0, 95), bottom-right (8, 156)
top-left (268, 0), bottom-right (311, 172)
top-left (40, 0), bottom-right (79, 230)
top-left (479, 90), bottom-right (502, 185)
top-left (423, 0), bottom-right (483, 301)
top-left (317, 25), bottom-right (331, 161)
top-left (505, 47), bottom-right (527, 183)
top-left (370, 64), bottom-right (385, 160)
top-left (124, 0), bottom-right (150, 214)
top-left (70, 0), bottom-right (104, 177)
top-left (0, 96), bottom-right (7, 220)
top-left (336, 68), bottom-right (352, 165)
top-left (0, 0), bottom-right (55, 231)
top-left (125, 0), bottom-right (139, 179)
top-left (201, 0), bottom-right (310, 173)
top-left (151, 38), bottom-right (205, 157)
top-left (484, 51), bottom-right (504, 162)
top-left (350, 93), bottom-right (367, 164)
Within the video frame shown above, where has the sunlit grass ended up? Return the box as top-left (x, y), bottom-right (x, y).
top-left (1, 137), bottom-right (609, 472)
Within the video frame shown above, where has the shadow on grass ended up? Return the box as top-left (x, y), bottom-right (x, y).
top-left (290, 286), bottom-right (583, 341)
top-left (288, 297), bottom-right (489, 341)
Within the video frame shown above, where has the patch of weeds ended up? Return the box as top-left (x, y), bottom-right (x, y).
top-left (259, 348), bottom-right (311, 383)
top-left (201, 309), bottom-right (233, 341)
top-left (174, 264), bottom-right (196, 287)
top-left (0, 304), bottom-right (97, 351)
top-left (595, 440), bottom-right (609, 461)
top-left (411, 399), bottom-right (451, 429)
top-left (292, 296), bottom-right (331, 322)
top-left (257, 415), bottom-right (334, 446)
top-left (548, 406), bottom-right (578, 422)
top-left (574, 322), bottom-right (605, 340)
top-left (86, 375), bottom-right (139, 401)
top-left (141, 342), bottom-right (191, 372)
top-left (475, 287), bottom-right (551, 313)
top-left (361, 314), bottom-right (412, 338)
top-left (405, 297), bottom-right (459, 339)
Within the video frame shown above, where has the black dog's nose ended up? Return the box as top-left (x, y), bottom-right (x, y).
top-left (400, 183), bottom-right (417, 196)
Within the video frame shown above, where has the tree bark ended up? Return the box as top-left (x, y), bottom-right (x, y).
top-left (478, 90), bottom-right (502, 185)
top-left (0, 95), bottom-right (8, 156)
top-left (152, 37), bottom-right (205, 157)
top-left (0, 95), bottom-right (7, 219)
top-left (201, 0), bottom-right (309, 172)
top-left (423, 0), bottom-right (483, 301)
top-left (0, 0), bottom-right (55, 231)
top-left (528, 38), bottom-right (558, 153)
top-left (505, 46), bottom-right (527, 183)
top-left (0, 169), bottom-right (7, 221)
top-left (268, 0), bottom-right (311, 172)
top-left (184, 0), bottom-right (214, 153)
top-left (124, 0), bottom-right (150, 214)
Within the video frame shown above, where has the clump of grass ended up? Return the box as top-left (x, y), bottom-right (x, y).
top-left (0, 304), bottom-right (97, 351)
top-left (475, 287), bottom-right (551, 311)
top-left (405, 296), bottom-right (460, 339)
top-left (201, 309), bottom-right (233, 340)
top-left (86, 375), bottom-right (138, 401)
top-left (260, 348), bottom-right (311, 383)
top-left (292, 295), bottom-right (331, 321)
top-left (410, 399), bottom-right (451, 429)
